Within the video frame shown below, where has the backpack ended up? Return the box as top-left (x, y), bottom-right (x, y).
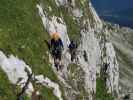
top-left (69, 41), bottom-right (77, 50)
top-left (51, 39), bottom-right (63, 56)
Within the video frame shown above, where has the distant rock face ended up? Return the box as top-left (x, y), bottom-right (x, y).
top-left (106, 23), bottom-right (133, 98)
top-left (102, 41), bottom-right (119, 95)
top-left (37, 0), bottom-right (120, 100)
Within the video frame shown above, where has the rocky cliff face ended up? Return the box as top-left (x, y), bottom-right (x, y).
top-left (105, 23), bottom-right (133, 99)
top-left (0, 0), bottom-right (133, 100)
top-left (37, 0), bottom-right (119, 99)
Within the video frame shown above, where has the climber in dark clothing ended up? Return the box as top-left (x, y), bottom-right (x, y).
top-left (68, 40), bottom-right (78, 62)
top-left (50, 33), bottom-right (64, 71)
top-left (103, 63), bottom-right (109, 73)
top-left (51, 38), bottom-right (63, 60)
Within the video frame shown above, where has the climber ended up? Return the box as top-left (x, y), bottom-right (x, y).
top-left (50, 32), bottom-right (64, 71)
top-left (68, 40), bottom-right (78, 62)
top-left (103, 63), bottom-right (109, 73)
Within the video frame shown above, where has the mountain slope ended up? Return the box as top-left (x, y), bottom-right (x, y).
top-left (0, 0), bottom-right (59, 100)
top-left (0, 0), bottom-right (133, 100)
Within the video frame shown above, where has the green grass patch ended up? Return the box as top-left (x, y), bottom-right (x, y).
top-left (96, 78), bottom-right (114, 100)
top-left (0, 0), bottom-right (58, 81)
top-left (34, 84), bottom-right (59, 100)
top-left (0, 0), bottom-right (60, 99)
top-left (0, 68), bottom-right (16, 100)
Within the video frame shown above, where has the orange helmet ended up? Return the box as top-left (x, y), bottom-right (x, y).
top-left (51, 32), bottom-right (60, 40)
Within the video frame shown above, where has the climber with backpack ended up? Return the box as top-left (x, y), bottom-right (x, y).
top-left (50, 32), bottom-right (64, 71)
top-left (68, 40), bottom-right (78, 62)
